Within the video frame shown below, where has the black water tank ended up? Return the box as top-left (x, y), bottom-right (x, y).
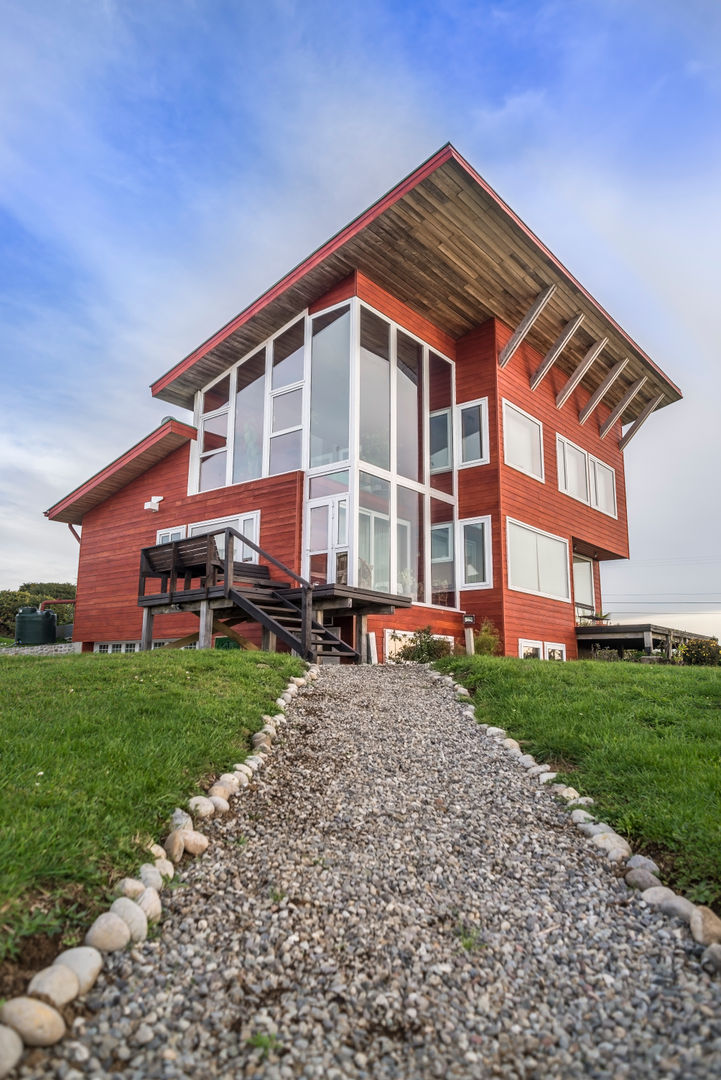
top-left (15, 606), bottom-right (57, 645)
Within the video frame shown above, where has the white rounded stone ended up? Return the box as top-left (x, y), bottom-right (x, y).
top-left (139, 863), bottom-right (163, 891)
top-left (114, 877), bottom-right (145, 899)
top-left (285, 683), bottom-right (298, 696)
top-left (485, 726), bottom-right (506, 738)
top-left (571, 809), bottom-right (595, 825)
top-left (110, 897), bottom-right (148, 942)
top-left (171, 808), bottom-right (193, 831)
top-left (52, 946), bottom-right (103, 993)
top-left (641, 886), bottom-right (677, 907)
top-left (539, 772), bottom-right (558, 784)
top-left (275, 698), bottom-right (286, 710)
top-left (591, 832), bottom-right (631, 858)
top-left (233, 771), bottom-right (249, 788)
top-left (137, 886), bottom-right (162, 923)
top-left (518, 754), bottom-right (537, 768)
top-left (209, 795), bottom-right (230, 813)
top-left (208, 783), bottom-right (232, 800)
top-left (218, 773), bottom-right (241, 792)
top-left (165, 830), bottom-right (185, 863)
top-left (659, 894), bottom-right (696, 924)
top-left (557, 787), bottom-right (581, 802)
top-left (188, 795), bottom-right (215, 819)
top-left (234, 763), bottom-right (253, 778)
top-left (1, 997), bottom-right (66, 1046)
top-left (0, 1023), bottom-right (23, 1078)
top-left (155, 857), bottom-right (175, 880)
top-left (148, 843), bottom-right (166, 860)
top-left (502, 738), bottom-right (521, 752)
top-left (85, 912), bottom-right (131, 952)
top-left (182, 829), bottom-right (209, 855)
top-left (28, 964), bottom-right (80, 1007)
top-left (528, 764), bottom-right (551, 776)
top-left (690, 905), bottom-right (721, 945)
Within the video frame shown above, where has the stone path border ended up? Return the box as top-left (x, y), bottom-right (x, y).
top-left (0, 666), bottom-right (318, 1079)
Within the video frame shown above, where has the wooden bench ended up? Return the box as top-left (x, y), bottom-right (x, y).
top-left (139, 535), bottom-right (271, 597)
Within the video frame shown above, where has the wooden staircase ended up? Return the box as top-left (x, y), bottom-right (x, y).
top-left (138, 527), bottom-right (358, 662)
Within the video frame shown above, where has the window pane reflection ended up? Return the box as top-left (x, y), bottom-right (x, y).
top-left (397, 331), bottom-right (423, 482)
top-left (233, 350), bottom-right (265, 484)
top-left (272, 321), bottom-right (304, 389)
top-left (310, 307), bottom-right (350, 467)
top-left (358, 471), bottom-right (390, 592)
top-left (269, 429), bottom-right (302, 475)
top-left (359, 308), bottom-right (390, 469)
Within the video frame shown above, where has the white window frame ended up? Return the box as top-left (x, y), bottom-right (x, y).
top-left (502, 399), bottom-right (544, 482)
top-left (544, 642), bottom-right (567, 661)
top-left (457, 515), bottom-right (493, 590)
top-left (454, 397), bottom-right (490, 468)
top-left (556, 434), bottom-right (617, 518)
top-left (156, 526), bottom-right (187, 545)
top-left (429, 408), bottom-right (452, 472)
top-left (572, 554), bottom-right (595, 618)
top-left (518, 639), bottom-right (543, 659)
top-left (506, 517), bottom-right (571, 603)
top-left (188, 511), bottom-right (261, 564)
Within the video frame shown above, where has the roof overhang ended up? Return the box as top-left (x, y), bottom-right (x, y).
top-left (45, 419), bottom-right (197, 525)
top-left (151, 144), bottom-right (681, 427)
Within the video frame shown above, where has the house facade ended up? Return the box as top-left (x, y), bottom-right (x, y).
top-left (46, 145), bottom-right (681, 661)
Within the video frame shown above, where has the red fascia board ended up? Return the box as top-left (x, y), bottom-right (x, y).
top-left (444, 147), bottom-right (682, 399)
top-left (150, 144), bottom-right (457, 398)
top-left (45, 420), bottom-right (197, 522)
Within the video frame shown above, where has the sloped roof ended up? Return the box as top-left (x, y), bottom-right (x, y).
top-left (151, 143), bottom-right (681, 423)
top-left (45, 419), bottom-right (197, 524)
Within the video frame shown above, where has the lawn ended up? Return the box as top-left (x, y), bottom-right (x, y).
top-left (0, 648), bottom-right (302, 958)
top-left (438, 655), bottom-right (721, 908)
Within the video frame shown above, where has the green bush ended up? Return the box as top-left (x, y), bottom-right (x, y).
top-left (397, 626), bottom-right (452, 663)
top-left (679, 637), bottom-right (721, 666)
top-left (0, 583), bottom-right (76, 637)
top-left (473, 618), bottom-right (501, 656)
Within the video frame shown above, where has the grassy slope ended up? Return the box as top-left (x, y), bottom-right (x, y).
top-left (438, 656), bottom-right (721, 907)
top-left (0, 649), bottom-right (302, 955)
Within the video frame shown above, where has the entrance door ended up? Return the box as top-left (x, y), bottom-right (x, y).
top-left (305, 495), bottom-right (349, 585)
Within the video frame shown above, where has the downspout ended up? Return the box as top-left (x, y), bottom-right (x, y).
top-left (39, 599), bottom-right (77, 612)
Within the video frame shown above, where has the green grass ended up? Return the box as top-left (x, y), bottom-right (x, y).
top-left (437, 655), bottom-right (721, 907)
top-left (0, 648), bottom-right (302, 958)
top-left (0, 636), bottom-right (14, 647)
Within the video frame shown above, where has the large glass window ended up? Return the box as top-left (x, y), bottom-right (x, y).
top-left (503, 400), bottom-right (544, 480)
top-left (359, 308), bottom-right (390, 470)
top-left (396, 486), bottom-right (424, 601)
top-left (431, 498), bottom-right (455, 607)
top-left (455, 397), bottom-right (489, 467)
top-left (233, 350), bottom-right (265, 484)
top-left (557, 435), bottom-right (617, 517)
top-left (590, 458), bottom-right (617, 517)
top-left (507, 519), bottom-right (570, 601)
top-left (458, 517), bottom-right (492, 589)
top-left (310, 306), bottom-right (350, 467)
top-left (429, 352), bottom-right (454, 491)
top-left (198, 373), bottom-right (231, 492)
top-left (396, 331), bottom-right (423, 482)
top-left (272, 320), bottom-right (304, 389)
top-left (189, 512), bottom-right (260, 563)
top-left (358, 471), bottom-right (390, 592)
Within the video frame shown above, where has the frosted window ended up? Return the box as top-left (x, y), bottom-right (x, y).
top-left (504, 402), bottom-right (543, 479)
top-left (269, 429), bottom-right (302, 475)
top-left (592, 460), bottom-right (616, 516)
top-left (397, 331), bottom-right (423, 481)
top-left (359, 308), bottom-right (390, 470)
top-left (272, 320), bottom-right (304, 389)
top-left (272, 389), bottom-right (302, 433)
top-left (233, 350), bottom-right (265, 484)
top-left (508, 521), bottom-right (569, 600)
top-left (560, 439), bottom-right (588, 502)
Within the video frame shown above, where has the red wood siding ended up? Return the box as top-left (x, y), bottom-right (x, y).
top-left (356, 273), bottom-right (457, 358)
top-left (308, 273), bottom-right (356, 314)
top-left (74, 447), bottom-right (304, 645)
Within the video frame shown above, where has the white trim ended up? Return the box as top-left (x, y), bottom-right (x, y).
top-left (518, 638), bottom-right (543, 659)
top-left (506, 517), bottom-right (571, 603)
top-left (544, 642), bottom-right (567, 661)
top-left (188, 511), bottom-right (261, 563)
top-left (502, 398), bottom-right (545, 483)
top-left (457, 515), bottom-right (493, 590)
top-left (155, 525), bottom-right (187, 545)
top-left (556, 434), bottom-right (617, 518)
top-left (572, 553), bottom-right (595, 616)
top-left (454, 397), bottom-right (490, 468)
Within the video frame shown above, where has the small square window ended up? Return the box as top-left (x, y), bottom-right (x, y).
top-left (519, 639), bottom-right (543, 660)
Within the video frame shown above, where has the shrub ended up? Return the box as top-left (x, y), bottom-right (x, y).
top-left (396, 626), bottom-right (452, 663)
top-left (473, 618), bottom-right (501, 656)
top-left (678, 638), bottom-right (721, 666)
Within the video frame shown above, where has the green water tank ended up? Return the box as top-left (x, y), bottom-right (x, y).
top-left (15, 606), bottom-right (57, 646)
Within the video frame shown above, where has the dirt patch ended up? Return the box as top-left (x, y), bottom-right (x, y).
top-left (0, 931), bottom-right (65, 999)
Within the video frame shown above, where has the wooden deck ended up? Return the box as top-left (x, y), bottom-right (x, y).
top-left (576, 622), bottom-right (714, 658)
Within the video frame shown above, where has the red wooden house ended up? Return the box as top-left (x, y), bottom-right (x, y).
top-left (46, 145), bottom-right (681, 662)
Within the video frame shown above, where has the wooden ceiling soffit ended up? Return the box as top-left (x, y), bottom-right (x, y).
top-left (599, 376), bottom-right (648, 439)
top-left (530, 313), bottom-right (585, 390)
top-left (497, 284), bottom-right (557, 368)
top-left (555, 338), bottom-right (608, 410)
top-left (578, 358), bottom-right (629, 425)
top-left (618, 394), bottom-right (664, 451)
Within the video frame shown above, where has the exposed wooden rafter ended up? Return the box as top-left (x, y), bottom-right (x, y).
top-left (578, 358), bottom-right (629, 426)
top-left (530, 314), bottom-right (585, 390)
top-left (498, 284), bottom-right (557, 368)
top-left (555, 338), bottom-right (608, 410)
top-left (599, 376), bottom-right (647, 439)
top-left (618, 394), bottom-right (664, 450)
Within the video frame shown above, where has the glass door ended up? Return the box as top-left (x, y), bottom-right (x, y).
top-left (306, 495), bottom-right (349, 585)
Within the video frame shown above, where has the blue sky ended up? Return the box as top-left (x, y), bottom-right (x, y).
top-left (1, 0), bottom-right (720, 632)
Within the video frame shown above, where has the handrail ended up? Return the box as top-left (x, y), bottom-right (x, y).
top-left (198, 526), bottom-right (312, 589)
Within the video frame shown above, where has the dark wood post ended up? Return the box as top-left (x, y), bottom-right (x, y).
top-left (140, 607), bottom-right (154, 652)
top-left (301, 585), bottom-right (313, 660)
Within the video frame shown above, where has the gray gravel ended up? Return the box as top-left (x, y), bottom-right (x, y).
top-left (23, 665), bottom-right (721, 1079)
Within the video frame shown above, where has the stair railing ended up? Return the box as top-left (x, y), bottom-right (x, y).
top-left (201, 526), bottom-right (314, 659)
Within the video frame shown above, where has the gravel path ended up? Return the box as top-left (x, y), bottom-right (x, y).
top-left (25, 665), bottom-right (721, 1079)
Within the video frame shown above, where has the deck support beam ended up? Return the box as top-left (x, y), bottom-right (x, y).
top-left (599, 376), bottom-right (647, 439)
top-left (618, 394), bottom-right (664, 450)
top-left (355, 613), bottom-right (369, 664)
top-left (198, 599), bottom-right (213, 650)
top-left (530, 314), bottom-right (585, 389)
top-left (261, 627), bottom-right (277, 652)
top-left (555, 338), bottom-right (607, 410)
top-left (140, 607), bottom-right (154, 652)
top-left (578, 358), bottom-right (629, 425)
top-left (498, 285), bottom-right (557, 368)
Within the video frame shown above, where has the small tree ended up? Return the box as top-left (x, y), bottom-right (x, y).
top-left (473, 618), bottom-right (501, 656)
top-left (396, 626), bottom-right (452, 662)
